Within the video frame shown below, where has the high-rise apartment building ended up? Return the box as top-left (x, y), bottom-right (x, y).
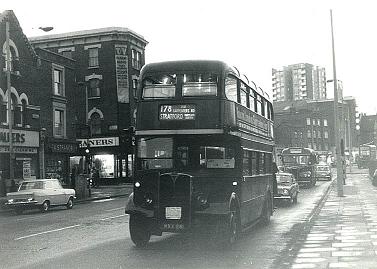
top-left (272, 63), bottom-right (327, 102)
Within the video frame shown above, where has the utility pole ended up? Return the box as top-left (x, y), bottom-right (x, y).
top-left (330, 10), bottom-right (344, 196)
top-left (6, 20), bottom-right (14, 181)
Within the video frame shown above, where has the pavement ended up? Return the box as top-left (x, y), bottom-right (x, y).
top-left (0, 183), bottom-right (133, 213)
top-left (286, 168), bottom-right (377, 269)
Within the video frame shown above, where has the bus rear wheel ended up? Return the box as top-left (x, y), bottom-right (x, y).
top-left (129, 214), bottom-right (151, 248)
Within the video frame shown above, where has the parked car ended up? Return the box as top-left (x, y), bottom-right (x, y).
top-left (274, 172), bottom-right (299, 204)
top-left (315, 164), bottom-right (332, 181)
top-left (5, 179), bottom-right (75, 214)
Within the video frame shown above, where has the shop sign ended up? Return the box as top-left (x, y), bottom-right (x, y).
top-left (0, 146), bottom-right (38, 154)
top-left (23, 160), bottom-right (31, 179)
top-left (0, 128), bottom-right (39, 147)
top-left (115, 45), bottom-right (129, 104)
top-left (77, 137), bottom-right (119, 148)
top-left (48, 143), bottom-right (78, 154)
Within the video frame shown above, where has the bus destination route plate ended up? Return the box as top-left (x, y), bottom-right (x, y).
top-left (159, 104), bottom-right (196, 121)
top-left (165, 207), bottom-right (182, 219)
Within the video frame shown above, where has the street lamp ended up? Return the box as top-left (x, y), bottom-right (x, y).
top-left (330, 10), bottom-right (344, 196)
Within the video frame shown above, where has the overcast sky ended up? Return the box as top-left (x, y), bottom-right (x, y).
top-left (5, 0), bottom-right (377, 114)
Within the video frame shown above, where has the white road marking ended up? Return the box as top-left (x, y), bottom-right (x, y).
top-left (93, 198), bottom-right (114, 203)
top-left (105, 207), bottom-right (124, 212)
top-left (14, 224), bottom-right (81, 241)
top-left (100, 214), bottom-right (126, 221)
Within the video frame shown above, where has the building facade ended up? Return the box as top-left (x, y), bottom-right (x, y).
top-left (0, 10), bottom-right (77, 190)
top-left (30, 27), bottom-right (148, 183)
top-left (274, 97), bottom-right (357, 157)
top-left (272, 63), bottom-right (327, 103)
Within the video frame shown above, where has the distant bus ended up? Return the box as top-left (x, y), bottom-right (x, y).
top-left (358, 144), bottom-right (376, 169)
top-left (125, 60), bottom-right (274, 247)
top-left (280, 147), bottom-right (317, 187)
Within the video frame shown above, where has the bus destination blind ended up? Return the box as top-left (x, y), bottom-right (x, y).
top-left (159, 104), bottom-right (196, 121)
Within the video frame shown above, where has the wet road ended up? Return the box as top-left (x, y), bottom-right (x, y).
top-left (0, 178), bottom-right (335, 269)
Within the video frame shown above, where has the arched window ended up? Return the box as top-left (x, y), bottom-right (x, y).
top-left (90, 112), bottom-right (102, 135)
top-left (21, 99), bottom-right (27, 126)
top-left (0, 95), bottom-right (5, 123)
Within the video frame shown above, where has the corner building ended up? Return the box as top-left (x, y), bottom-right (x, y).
top-left (30, 27), bottom-right (148, 184)
top-left (0, 10), bottom-right (77, 188)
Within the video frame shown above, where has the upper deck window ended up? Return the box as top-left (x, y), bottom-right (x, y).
top-left (142, 74), bottom-right (176, 99)
top-left (240, 82), bottom-right (248, 107)
top-left (182, 73), bottom-right (217, 96)
top-left (225, 76), bottom-right (237, 102)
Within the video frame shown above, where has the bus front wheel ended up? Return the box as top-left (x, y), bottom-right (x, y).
top-left (129, 214), bottom-right (151, 248)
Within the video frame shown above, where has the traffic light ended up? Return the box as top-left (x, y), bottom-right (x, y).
top-left (355, 112), bottom-right (360, 131)
top-left (120, 126), bottom-right (135, 152)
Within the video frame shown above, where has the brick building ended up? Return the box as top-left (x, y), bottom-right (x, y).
top-left (30, 26), bottom-right (148, 183)
top-left (0, 10), bottom-right (77, 188)
top-left (274, 97), bottom-right (357, 157)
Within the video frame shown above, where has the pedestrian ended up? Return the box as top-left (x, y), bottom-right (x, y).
top-left (70, 167), bottom-right (77, 190)
top-left (10, 179), bottom-right (18, 192)
top-left (93, 168), bottom-right (100, 188)
top-left (272, 161), bottom-right (278, 197)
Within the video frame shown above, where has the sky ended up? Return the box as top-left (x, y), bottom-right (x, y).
top-left (4, 0), bottom-right (377, 114)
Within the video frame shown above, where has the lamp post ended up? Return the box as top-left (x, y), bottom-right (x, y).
top-left (330, 10), bottom-right (344, 196)
top-left (39, 128), bottom-right (46, 178)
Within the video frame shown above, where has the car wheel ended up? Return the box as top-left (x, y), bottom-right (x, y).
top-left (40, 201), bottom-right (50, 213)
top-left (15, 208), bottom-right (23, 215)
top-left (66, 197), bottom-right (74, 209)
top-left (293, 193), bottom-right (298, 204)
top-left (129, 214), bottom-right (151, 248)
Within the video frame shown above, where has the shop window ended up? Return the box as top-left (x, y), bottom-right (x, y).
top-left (93, 154), bottom-right (115, 178)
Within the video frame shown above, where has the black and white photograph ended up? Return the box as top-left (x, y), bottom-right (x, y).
top-left (1, 1), bottom-right (377, 268)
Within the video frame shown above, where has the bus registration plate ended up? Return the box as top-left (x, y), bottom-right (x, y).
top-left (165, 207), bottom-right (182, 220)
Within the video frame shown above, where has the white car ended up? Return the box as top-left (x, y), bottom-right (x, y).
top-left (5, 179), bottom-right (76, 214)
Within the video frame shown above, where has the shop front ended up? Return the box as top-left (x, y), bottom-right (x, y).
top-left (0, 128), bottom-right (40, 189)
top-left (44, 140), bottom-right (78, 187)
top-left (74, 136), bottom-right (133, 185)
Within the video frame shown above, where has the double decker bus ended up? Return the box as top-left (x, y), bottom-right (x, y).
top-left (125, 60), bottom-right (274, 247)
top-left (280, 147), bottom-right (317, 187)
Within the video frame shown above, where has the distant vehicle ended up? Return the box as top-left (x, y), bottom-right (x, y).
top-left (358, 144), bottom-right (376, 169)
top-left (315, 164), bottom-right (332, 181)
top-left (274, 172), bottom-right (299, 204)
top-left (5, 179), bottom-right (76, 214)
top-left (280, 147), bottom-right (317, 187)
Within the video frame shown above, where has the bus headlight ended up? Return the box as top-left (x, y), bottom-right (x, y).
top-left (135, 181), bottom-right (141, 188)
top-left (8, 199), bottom-right (14, 203)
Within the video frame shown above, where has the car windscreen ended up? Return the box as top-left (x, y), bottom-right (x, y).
top-left (19, 181), bottom-right (44, 190)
